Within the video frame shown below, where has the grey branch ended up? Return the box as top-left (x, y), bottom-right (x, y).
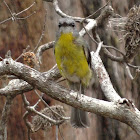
top-left (52, 0), bottom-right (91, 22)
top-left (0, 79), bottom-right (33, 97)
top-left (36, 41), bottom-right (55, 64)
top-left (91, 52), bottom-right (121, 102)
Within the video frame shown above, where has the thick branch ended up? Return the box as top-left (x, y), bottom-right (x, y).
top-left (0, 65), bottom-right (60, 97)
top-left (0, 79), bottom-right (33, 97)
top-left (91, 52), bottom-right (121, 101)
top-left (0, 57), bottom-right (140, 134)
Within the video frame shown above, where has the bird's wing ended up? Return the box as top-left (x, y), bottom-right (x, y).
top-left (74, 36), bottom-right (91, 67)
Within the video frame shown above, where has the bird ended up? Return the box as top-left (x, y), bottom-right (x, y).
top-left (54, 18), bottom-right (92, 128)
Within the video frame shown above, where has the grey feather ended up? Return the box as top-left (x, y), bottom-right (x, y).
top-left (69, 82), bottom-right (90, 128)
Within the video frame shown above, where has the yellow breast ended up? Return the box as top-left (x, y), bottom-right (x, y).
top-left (55, 33), bottom-right (91, 86)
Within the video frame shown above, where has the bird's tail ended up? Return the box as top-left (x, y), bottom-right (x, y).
top-left (70, 107), bottom-right (90, 128)
top-left (69, 82), bottom-right (90, 128)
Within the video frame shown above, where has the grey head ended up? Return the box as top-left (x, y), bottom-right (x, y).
top-left (56, 18), bottom-right (79, 38)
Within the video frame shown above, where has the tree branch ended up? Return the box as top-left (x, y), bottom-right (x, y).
top-left (0, 79), bottom-right (33, 97)
top-left (91, 52), bottom-right (121, 101)
top-left (36, 41), bottom-right (55, 64)
top-left (0, 55), bottom-right (140, 134)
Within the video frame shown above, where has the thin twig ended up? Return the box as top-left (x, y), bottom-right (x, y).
top-left (82, 0), bottom-right (111, 22)
top-left (81, 22), bottom-right (98, 44)
top-left (33, 91), bottom-right (44, 108)
top-left (15, 45), bottom-right (30, 61)
top-left (33, 10), bottom-right (48, 52)
top-left (127, 63), bottom-right (140, 69)
top-left (102, 45), bottom-right (125, 56)
top-left (133, 69), bottom-right (140, 81)
top-left (22, 93), bottom-right (33, 140)
top-left (124, 63), bottom-right (134, 80)
top-left (16, 11), bottom-right (36, 20)
top-left (16, 2), bottom-right (36, 16)
top-left (124, 63), bottom-right (140, 80)
top-left (3, 0), bottom-right (13, 17)
top-left (33, 98), bottom-right (41, 108)
top-left (0, 17), bottom-right (12, 25)
top-left (21, 93), bottom-right (30, 106)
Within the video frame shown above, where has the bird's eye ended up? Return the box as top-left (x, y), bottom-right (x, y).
top-left (58, 23), bottom-right (61, 28)
top-left (71, 23), bottom-right (75, 27)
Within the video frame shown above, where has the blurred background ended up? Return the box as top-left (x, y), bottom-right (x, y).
top-left (0, 0), bottom-right (140, 140)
